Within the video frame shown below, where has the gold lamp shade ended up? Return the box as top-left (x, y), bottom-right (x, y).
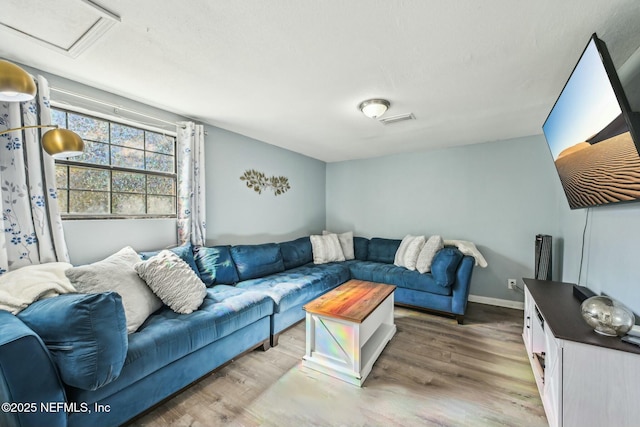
top-left (42, 128), bottom-right (84, 158)
top-left (0, 60), bottom-right (37, 102)
top-left (0, 60), bottom-right (83, 157)
top-left (0, 125), bottom-right (84, 158)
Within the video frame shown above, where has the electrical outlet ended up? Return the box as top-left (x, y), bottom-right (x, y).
top-left (508, 279), bottom-right (517, 290)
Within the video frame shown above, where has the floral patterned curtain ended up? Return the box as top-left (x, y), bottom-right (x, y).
top-left (176, 121), bottom-right (206, 246)
top-left (0, 75), bottom-right (69, 274)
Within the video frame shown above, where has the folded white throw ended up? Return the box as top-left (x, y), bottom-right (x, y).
top-left (0, 262), bottom-right (76, 314)
top-left (444, 240), bottom-right (488, 268)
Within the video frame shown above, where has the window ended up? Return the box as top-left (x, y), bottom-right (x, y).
top-left (51, 108), bottom-right (177, 218)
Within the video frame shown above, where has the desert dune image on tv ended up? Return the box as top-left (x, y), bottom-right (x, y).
top-left (543, 39), bottom-right (640, 209)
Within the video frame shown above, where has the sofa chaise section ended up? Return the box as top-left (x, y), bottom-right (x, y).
top-left (68, 285), bottom-right (272, 427)
top-left (0, 284), bottom-right (273, 427)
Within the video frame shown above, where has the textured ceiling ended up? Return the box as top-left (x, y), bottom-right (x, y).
top-left (2, 1), bottom-right (640, 162)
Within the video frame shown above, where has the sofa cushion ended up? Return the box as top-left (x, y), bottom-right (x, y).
top-left (231, 243), bottom-right (285, 281)
top-left (66, 285), bottom-right (273, 404)
top-left (279, 237), bottom-right (313, 270)
top-left (345, 261), bottom-right (452, 296)
top-left (310, 234), bottom-right (345, 264)
top-left (431, 248), bottom-right (464, 287)
top-left (135, 250), bottom-right (207, 314)
top-left (66, 247), bottom-right (163, 333)
top-left (193, 245), bottom-right (239, 285)
top-left (139, 242), bottom-right (200, 278)
top-left (236, 263), bottom-right (350, 313)
top-left (18, 292), bottom-right (127, 391)
top-left (353, 237), bottom-right (369, 261)
top-left (367, 238), bottom-right (402, 263)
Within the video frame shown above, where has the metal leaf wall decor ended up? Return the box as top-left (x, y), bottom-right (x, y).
top-left (240, 169), bottom-right (290, 196)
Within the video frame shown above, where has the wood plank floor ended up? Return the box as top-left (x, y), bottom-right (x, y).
top-left (129, 303), bottom-right (548, 427)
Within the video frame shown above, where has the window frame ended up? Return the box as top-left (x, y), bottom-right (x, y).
top-left (51, 103), bottom-right (178, 220)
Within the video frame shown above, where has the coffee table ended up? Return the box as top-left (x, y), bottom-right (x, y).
top-left (302, 279), bottom-right (396, 387)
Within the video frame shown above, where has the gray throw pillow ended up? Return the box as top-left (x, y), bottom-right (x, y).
top-left (323, 230), bottom-right (355, 260)
top-left (135, 250), bottom-right (206, 314)
top-left (394, 235), bottom-right (426, 270)
top-left (65, 247), bottom-right (163, 334)
top-left (416, 235), bottom-right (444, 274)
top-left (310, 234), bottom-right (346, 264)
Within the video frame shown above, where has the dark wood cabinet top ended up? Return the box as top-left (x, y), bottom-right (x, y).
top-left (523, 278), bottom-right (640, 355)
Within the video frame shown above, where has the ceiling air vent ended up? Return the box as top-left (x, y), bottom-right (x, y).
top-left (379, 113), bottom-right (415, 125)
top-left (0, 0), bottom-right (120, 58)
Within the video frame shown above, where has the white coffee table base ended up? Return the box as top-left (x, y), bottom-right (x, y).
top-left (302, 293), bottom-right (396, 387)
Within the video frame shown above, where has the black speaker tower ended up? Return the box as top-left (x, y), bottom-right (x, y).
top-left (535, 234), bottom-right (552, 281)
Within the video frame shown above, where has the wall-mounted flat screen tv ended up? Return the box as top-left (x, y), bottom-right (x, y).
top-left (542, 33), bottom-right (640, 210)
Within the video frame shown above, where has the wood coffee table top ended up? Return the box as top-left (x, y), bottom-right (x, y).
top-left (303, 279), bottom-right (396, 323)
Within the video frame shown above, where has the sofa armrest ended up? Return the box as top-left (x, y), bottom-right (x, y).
top-left (451, 256), bottom-right (475, 317)
top-left (0, 310), bottom-right (67, 427)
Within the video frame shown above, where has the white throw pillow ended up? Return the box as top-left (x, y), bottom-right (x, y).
top-left (394, 235), bottom-right (426, 270)
top-left (66, 247), bottom-right (163, 334)
top-left (310, 234), bottom-right (346, 264)
top-left (416, 235), bottom-right (445, 273)
top-left (135, 250), bottom-right (206, 314)
top-left (322, 230), bottom-right (355, 260)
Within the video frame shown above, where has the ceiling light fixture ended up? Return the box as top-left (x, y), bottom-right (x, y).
top-left (0, 60), bottom-right (37, 101)
top-left (0, 60), bottom-right (84, 157)
top-left (358, 98), bottom-right (390, 119)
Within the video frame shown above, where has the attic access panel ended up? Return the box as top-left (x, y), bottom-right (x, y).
top-left (0, 0), bottom-right (120, 58)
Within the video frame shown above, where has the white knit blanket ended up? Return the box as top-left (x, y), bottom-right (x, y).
top-left (444, 240), bottom-right (488, 268)
top-left (0, 262), bottom-right (76, 314)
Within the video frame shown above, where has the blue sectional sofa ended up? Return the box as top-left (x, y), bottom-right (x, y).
top-left (0, 235), bottom-right (475, 427)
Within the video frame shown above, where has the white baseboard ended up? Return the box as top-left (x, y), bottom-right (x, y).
top-left (469, 294), bottom-right (524, 310)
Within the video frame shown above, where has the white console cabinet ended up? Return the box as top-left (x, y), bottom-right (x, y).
top-left (523, 279), bottom-right (640, 427)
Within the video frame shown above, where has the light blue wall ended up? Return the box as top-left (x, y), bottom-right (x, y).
top-left (326, 135), bottom-right (562, 302)
top-left (558, 199), bottom-right (640, 315)
top-left (204, 126), bottom-right (326, 245)
top-left (62, 219), bottom-right (177, 264)
top-left (19, 65), bottom-right (326, 263)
